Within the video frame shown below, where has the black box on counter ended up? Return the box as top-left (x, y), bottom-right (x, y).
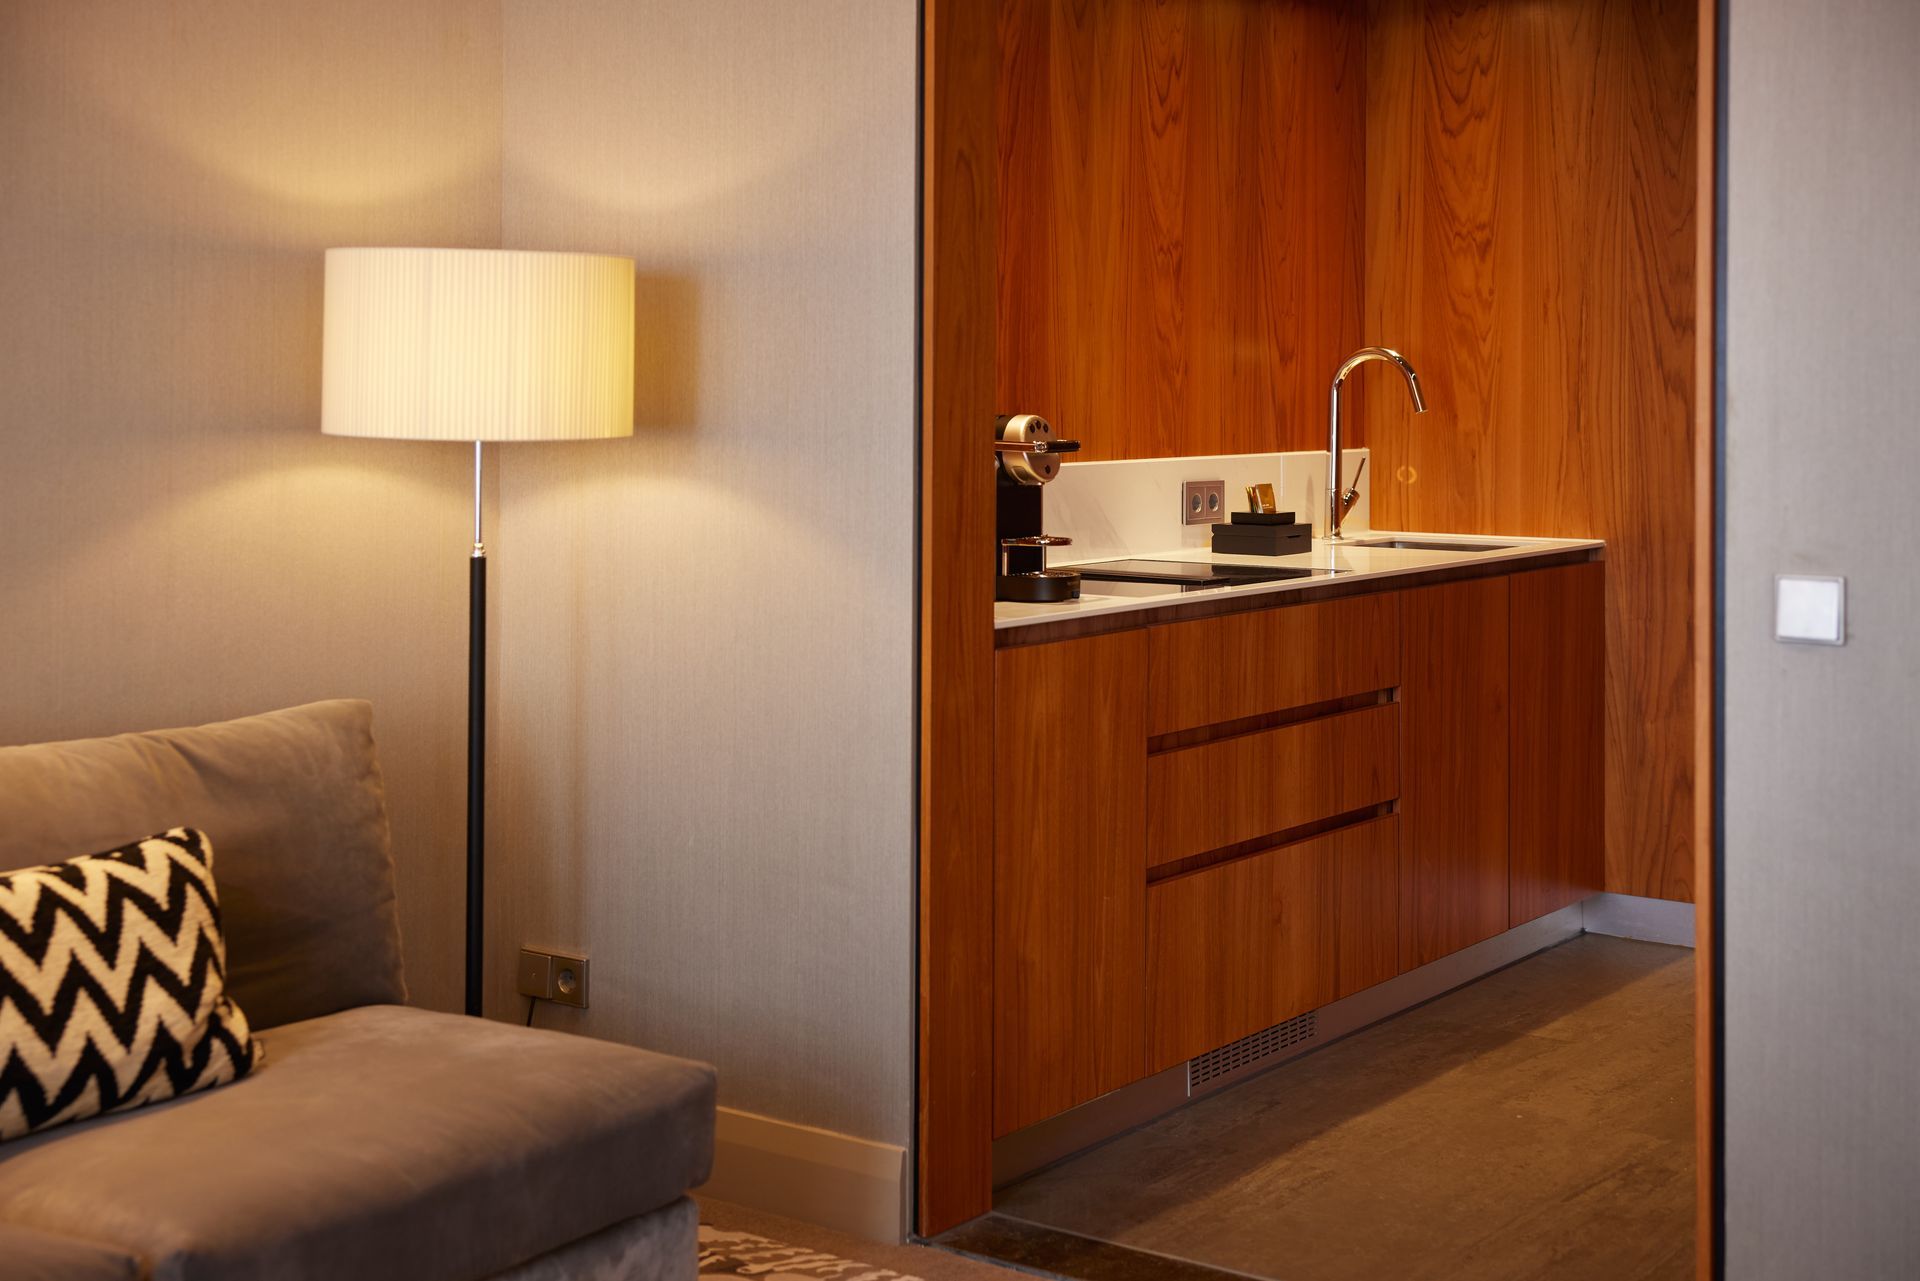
top-left (1211, 521), bottom-right (1312, 556)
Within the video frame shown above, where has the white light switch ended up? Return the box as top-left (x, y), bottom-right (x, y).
top-left (1774, 575), bottom-right (1846, 645)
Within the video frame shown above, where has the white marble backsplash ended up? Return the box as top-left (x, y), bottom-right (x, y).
top-left (1042, 448), bottom-right (1370, 565)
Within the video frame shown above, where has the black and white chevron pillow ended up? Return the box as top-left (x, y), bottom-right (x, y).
top-left (0, 827), bottom-right (257, 1141)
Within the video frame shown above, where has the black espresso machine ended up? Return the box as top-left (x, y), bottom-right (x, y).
top-left (994, 413), bottom-right (1082, 603)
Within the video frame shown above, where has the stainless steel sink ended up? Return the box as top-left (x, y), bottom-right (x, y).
top-left (1346, 538), bottom-right (1515, 553)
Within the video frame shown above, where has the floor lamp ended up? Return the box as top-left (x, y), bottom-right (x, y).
top-left (320, 248), bottom-right (636, 1017)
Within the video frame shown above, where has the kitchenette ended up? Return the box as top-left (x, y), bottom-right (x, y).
top-left (985, 430), bottom-right (1606, 1139)
top-left (919, 0), bottom-right (1706, 1271)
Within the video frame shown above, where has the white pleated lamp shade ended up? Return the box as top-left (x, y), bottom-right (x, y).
top-left (322, 248), bottom-right (636, 442)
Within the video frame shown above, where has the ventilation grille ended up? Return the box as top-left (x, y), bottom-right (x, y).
top-left (1188, 1012), bottom-right (1318, 1092)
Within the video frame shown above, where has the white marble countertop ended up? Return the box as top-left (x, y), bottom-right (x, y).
top-left (994, 531), bottom-right (1605, 630)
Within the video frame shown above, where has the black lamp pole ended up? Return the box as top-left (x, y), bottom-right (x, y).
top-left (466, 439), bottom-right (486, 1018)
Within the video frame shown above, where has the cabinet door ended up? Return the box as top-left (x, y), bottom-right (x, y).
top-left (1145, 815), bottom-right (1400, 1074)
top-left (993, 631), bottom-right (1148, 1136)
top-left (1400, 577), bottom-right (1511, 969)
top-left (1510, 562), bottom-right (1606, 925)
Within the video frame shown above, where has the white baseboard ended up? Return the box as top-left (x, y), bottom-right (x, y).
top-left (701, 1106), bottom-right (908, 1244)
top-left (1581, 891), bottom-right (1698, 947)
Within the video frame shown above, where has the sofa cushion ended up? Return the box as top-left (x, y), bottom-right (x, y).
top-left (0, 828), bottom-right (256, 1141)
top-left (0, 701), bottom-right (406, 1029)
top-left (0, 1220), bottom-right (142, 1280)
top-left (0, 1004), bottom-right (717, 1281)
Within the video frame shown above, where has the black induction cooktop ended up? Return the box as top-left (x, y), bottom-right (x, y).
top-left (1075, 559), bottom-right (1332, 590)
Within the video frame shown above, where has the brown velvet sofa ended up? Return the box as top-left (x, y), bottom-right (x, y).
top-left (0, 701), bottom-right (716, 1281)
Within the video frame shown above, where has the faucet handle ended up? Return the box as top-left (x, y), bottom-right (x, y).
top-left (1340, 457), bottom-right (1369, 509)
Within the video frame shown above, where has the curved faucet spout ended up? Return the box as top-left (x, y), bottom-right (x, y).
top-left (1327, 346), bottom-right (1427, 540)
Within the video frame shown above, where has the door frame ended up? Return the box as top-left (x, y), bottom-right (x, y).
top-left (915, 3), bottom-right (1726, 1266)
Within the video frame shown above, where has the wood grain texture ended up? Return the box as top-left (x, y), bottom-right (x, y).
top-left (1399, 577), bottom-right (1510, 969)
top-left (1333, 814), bottom-right (1403, 999)
top-left (1364, 0), bottom-right (1699, 903)
top-left (993, 631), bottom-right (1149, 1137)
top-left (1145, 592), bottom-right (1401, 736)
top-left (1148, 704), bottom-right (1401, 868)
top-left (1146, 815), bottom-right (1400, 1073)
top-left (998, 0), bottom-right (1365, 460)
top-left (1509, 563), bottom-right (1607, 925)
top-left (919, 0), bottom-right (1000, 1233)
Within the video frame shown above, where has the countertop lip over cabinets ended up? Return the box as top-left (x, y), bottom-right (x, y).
top-left (994, 531), bottom-right (1605, 642)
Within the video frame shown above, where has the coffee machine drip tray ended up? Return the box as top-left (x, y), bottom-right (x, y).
top-left (1075, 559), bottom-right (1333, 592)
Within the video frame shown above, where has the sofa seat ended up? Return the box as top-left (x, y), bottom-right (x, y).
top-left (0, 1221), bottom-right (142, 1281)
top-left (0, 1004), bottom-right (716, 1281)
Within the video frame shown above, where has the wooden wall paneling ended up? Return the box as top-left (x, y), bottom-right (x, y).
top-left (993, 631), bottom-right (1150, 1136)
top-left (1146, 704), bottom-right (1400, 868)
top-left (1364, 0), bottom-right (1699, 903)
top-left (918, 0), bottom-right (1000, 1235)
top-left (1145, 592), bottom-right (1401, 736)
top-left (997, 0), bottom-right (1365, 460)
top-left (1399, 576), bottom-right (1511, 970)
top-left (1145, 815), bottom-right (1400, 1074)
top-left (1509, 563), bottom-right (1607, 925)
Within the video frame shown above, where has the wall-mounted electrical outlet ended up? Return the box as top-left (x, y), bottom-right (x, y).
top-left (1181, 479), bottom-right (1226, 526)
top-left (516, 947), bottom-right (590, 1009)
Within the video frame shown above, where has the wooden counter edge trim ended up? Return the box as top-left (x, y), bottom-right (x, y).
top-left (995, 546), bottom-right (1603, 649)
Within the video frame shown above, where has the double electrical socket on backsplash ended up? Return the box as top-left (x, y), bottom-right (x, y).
top-left (1180, 479), bottom-right (1226, 526)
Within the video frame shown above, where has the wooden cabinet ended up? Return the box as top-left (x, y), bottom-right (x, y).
top-left (992, 631), bottom-right (1149, 1136)
top-left (1146, 815), bottom-right (1401, 1073)
top-left (1400, 577), bottom-right (1512, 970)
top-left (1146, 593), bottom-right (1400, 736)
top-left (1510, 563), bottom-right (1606, 924)
top-left (991, 560), bottom-right (1602, 1139)
top-left (1146, 703), bottom-right (1399, 868)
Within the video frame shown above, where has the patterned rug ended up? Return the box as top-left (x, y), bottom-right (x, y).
top-left (699, 1225), bottom-right (925, 1281)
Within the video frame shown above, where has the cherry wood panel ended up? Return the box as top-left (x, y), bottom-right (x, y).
top-left (993, 631), bottom-right (1150, 1137)
top-left (1399, 577), bottom-right (1510, 969)
top-left (1510, 563), bottom-right (1607, 925)
top-left (918, 0), bottom-right (1000, 1234)
top-left (1145, 592), bottom-right (1401, 736)
top-left (998, 0), bottom-right (1364, 460)
top-left (1363, 0), bottom-right (1699, 903)
top-left (1334, 815), bottom-right (1403, 999)
top-left (1147, 704), bottom-right (1400, 869)
top-left (1146, 815), bottom-right (1401, 1073)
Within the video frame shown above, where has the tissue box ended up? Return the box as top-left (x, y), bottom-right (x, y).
top-left (1211, 522), bottom-right (1312, 556)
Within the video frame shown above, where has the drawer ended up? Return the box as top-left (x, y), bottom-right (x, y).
top-left (1146, 592), bottom-right (1402, 737)
top-left (1145, 814), bottom-right (1401, 1073)
top-left (1146, 702), bottom-right (1400, 869)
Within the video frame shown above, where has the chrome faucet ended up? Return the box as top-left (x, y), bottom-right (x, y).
top-left (1327, 346), bottom-right (1427, 540)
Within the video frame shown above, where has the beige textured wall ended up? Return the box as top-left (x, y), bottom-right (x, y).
top-left (495, 1), bottom-right (918, 1144)
top-left (1724, 0), bottom-right (1920, 1274)
top-left (0, 0), bottom-right (502, 1013)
